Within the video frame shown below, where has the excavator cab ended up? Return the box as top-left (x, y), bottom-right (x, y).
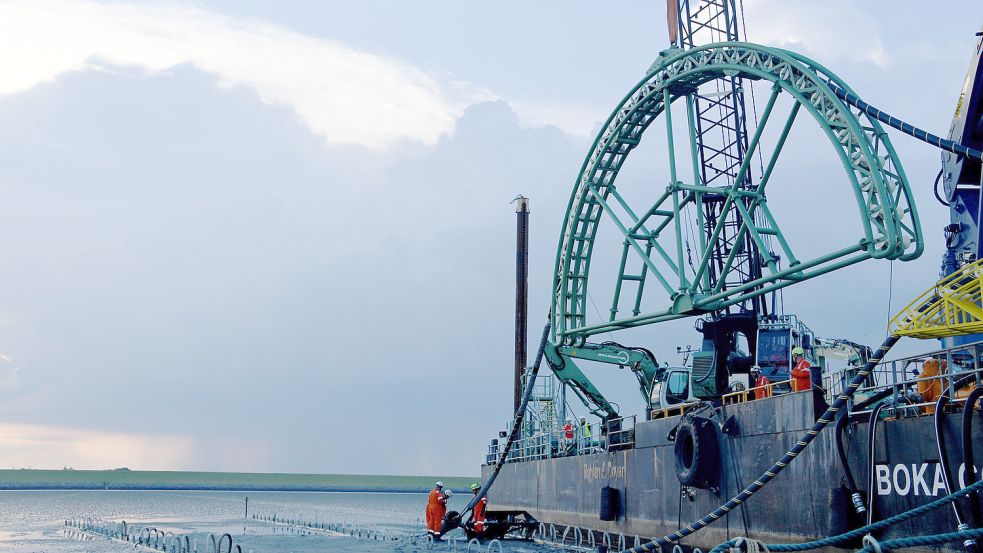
top-left (755, 315), bottom-right (820, 384)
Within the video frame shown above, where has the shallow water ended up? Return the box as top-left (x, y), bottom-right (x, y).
top-left (0, 490), bottom-right (553, 552)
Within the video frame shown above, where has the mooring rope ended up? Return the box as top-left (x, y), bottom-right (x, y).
top-left (708, 476), bottom-right (983, 553)
top-left (856, 528), bottom-right (983, 553)
top-left (621, 335), bottom-right (900, 553)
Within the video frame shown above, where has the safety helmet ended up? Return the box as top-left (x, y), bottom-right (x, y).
top-left (436, 481), bottom-right (444, 487)
top-left (791, 347), bottom-right (805, 356)
top-left (444, 490), bottom-right (453, 497)
top-left (470, 483), bottom-right (480, 491)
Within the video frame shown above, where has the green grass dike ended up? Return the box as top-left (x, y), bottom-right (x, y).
top-left (0, 469), bottom-right (478, 493)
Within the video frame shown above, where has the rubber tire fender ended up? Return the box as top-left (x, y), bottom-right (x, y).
top-left (674, 416), bottom-right (719, 487)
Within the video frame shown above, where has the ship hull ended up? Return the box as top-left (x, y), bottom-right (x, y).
top-left (483, 391), bottom-right (982, 551)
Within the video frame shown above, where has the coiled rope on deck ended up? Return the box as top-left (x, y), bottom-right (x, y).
top-left (621, 335), bottom-right (901, 553)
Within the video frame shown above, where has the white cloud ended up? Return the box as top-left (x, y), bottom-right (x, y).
top-left (0, 0), bottom-right (494, 150)
top-left (741, 1), bottom-right (890, 67)
top-left (0, 423), bottom-right (195, 470)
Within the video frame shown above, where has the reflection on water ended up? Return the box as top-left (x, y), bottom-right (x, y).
top-left (0, 490), bottom-right (549, 552)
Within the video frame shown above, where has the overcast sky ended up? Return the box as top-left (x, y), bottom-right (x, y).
top-left (0, 0), bottom-right (979, 476)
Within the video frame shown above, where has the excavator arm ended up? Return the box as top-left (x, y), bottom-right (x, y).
top-left (545, 341), bottom-right (662, 420)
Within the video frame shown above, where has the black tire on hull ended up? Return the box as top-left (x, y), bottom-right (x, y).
top-left (674, 416), bottom-right (719, 489)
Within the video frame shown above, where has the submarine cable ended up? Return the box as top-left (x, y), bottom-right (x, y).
top-left (963, 387), bottom-right (983, 532)
top-left (934, 394), bottom-right (977, 552)
top-left (826, 82), bottom-right (983, 163)
top-left (622, 335), bottom-right (901, 553)
top-left (449, 320), bottom-right (552, 530)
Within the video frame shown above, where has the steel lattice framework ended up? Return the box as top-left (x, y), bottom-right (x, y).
top-left (676, 0), bottom-right (767, 315)
top-left (551, 43), bottom-right (923, 344)
top-left (891, 258), bottom-right (983, 339)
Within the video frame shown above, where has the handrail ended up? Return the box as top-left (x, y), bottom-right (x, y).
top-left (722, 378), bottom-right (795, 405)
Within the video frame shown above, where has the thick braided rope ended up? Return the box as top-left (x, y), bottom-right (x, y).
top-left (858, 527), bottom-right (983, 553)
top-left (621, 335), bottom-right (900, 553)
top-left (708, 476), bottom-right (983, 553)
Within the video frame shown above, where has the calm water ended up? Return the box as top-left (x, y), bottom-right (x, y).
top-left (0, 490), bottom-right (551, 552)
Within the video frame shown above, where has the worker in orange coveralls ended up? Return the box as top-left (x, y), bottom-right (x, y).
top-left (467, 483), bottom-right (487, 535)
top-left (791, 347), bottom-right (812, 392)
top-left (425, 481), bottom-right (444, 537)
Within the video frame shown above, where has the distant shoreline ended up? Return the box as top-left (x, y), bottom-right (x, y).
top-left (0, 469), bottom-right (478, 493)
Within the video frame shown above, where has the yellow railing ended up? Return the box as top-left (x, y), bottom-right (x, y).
top-left (891, 259), bottom-right (983, 339)
top-left (651, 401), bottom-right (700, 420)
top-left (722, 378), bottom-right (795, 405)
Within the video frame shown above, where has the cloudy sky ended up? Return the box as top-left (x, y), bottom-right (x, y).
top-left (0, 0), bottom-right (979, 476)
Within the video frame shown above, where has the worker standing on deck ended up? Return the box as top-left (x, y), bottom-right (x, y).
top-left (562, 419), bottom-right (574, 453)
top-left (467, 483), bottom-right (487, 536)
top-left (426, 481), bottom-right (444, 537)
top-left (580, 416), bottom-right (592, 451)
top-left (791, 347), bottom-right (812, 392)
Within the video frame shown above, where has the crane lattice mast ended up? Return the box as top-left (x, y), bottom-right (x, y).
top-left (673, 0), bottom-right (772, 316)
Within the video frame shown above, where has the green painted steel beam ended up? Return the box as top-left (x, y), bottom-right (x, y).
top-left (550, 42), bottom-right (922, 346)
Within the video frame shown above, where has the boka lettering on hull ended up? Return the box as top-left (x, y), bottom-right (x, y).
top-left (875, 462), bottom-right (980, 497)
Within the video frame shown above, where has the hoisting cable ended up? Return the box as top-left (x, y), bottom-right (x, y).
top-left (963, 387), bottom-right (983, 531)
top-left (826, 82), bottom-right (983, 162)
top-left (620, 334), bottom-right (901, 553)
top-left (446, 320), bottom-right (552, 531)
top-left (707, 476), bottom-right (983, 553)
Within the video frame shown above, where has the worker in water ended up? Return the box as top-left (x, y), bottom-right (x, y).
top-left (426, 481), bottom-right (444, 537)
top-left (791, 346), bottom-right (812, 392)
top-left (467, 483), bottom-right (487, 536)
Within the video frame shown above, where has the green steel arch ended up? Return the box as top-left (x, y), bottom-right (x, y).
top-left (552, 42), bottom-right (922, 344)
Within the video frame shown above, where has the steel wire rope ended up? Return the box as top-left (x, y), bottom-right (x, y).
top-left (620, 334), bottom-right (901, 553)
top-left (885, 261), bottom-right (895, 338)
top-left (738, 0), bottom-right (766, 182)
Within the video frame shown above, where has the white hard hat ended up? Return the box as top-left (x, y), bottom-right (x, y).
top-left (436, 481), bottom-right (444, 487)
top-left (444, 489), bottom-right (453, 497)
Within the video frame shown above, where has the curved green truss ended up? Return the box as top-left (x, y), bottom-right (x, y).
top-left (552, 42), bottom-right (923, 344)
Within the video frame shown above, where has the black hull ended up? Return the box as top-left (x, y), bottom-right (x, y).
top-left (483, 392), bottom-right (983, 551)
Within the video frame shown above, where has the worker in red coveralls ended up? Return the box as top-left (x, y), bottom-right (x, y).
top-left (562, 419), bottom-right (574, 453)
top-left (467, 483), bottom-right (487, 536)
top-left (791, 346), bottom-right (812, 392)
top-left (753, 366), bottom-right (772, 399)
top-left (425, 481), bottom-right (444, 537)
